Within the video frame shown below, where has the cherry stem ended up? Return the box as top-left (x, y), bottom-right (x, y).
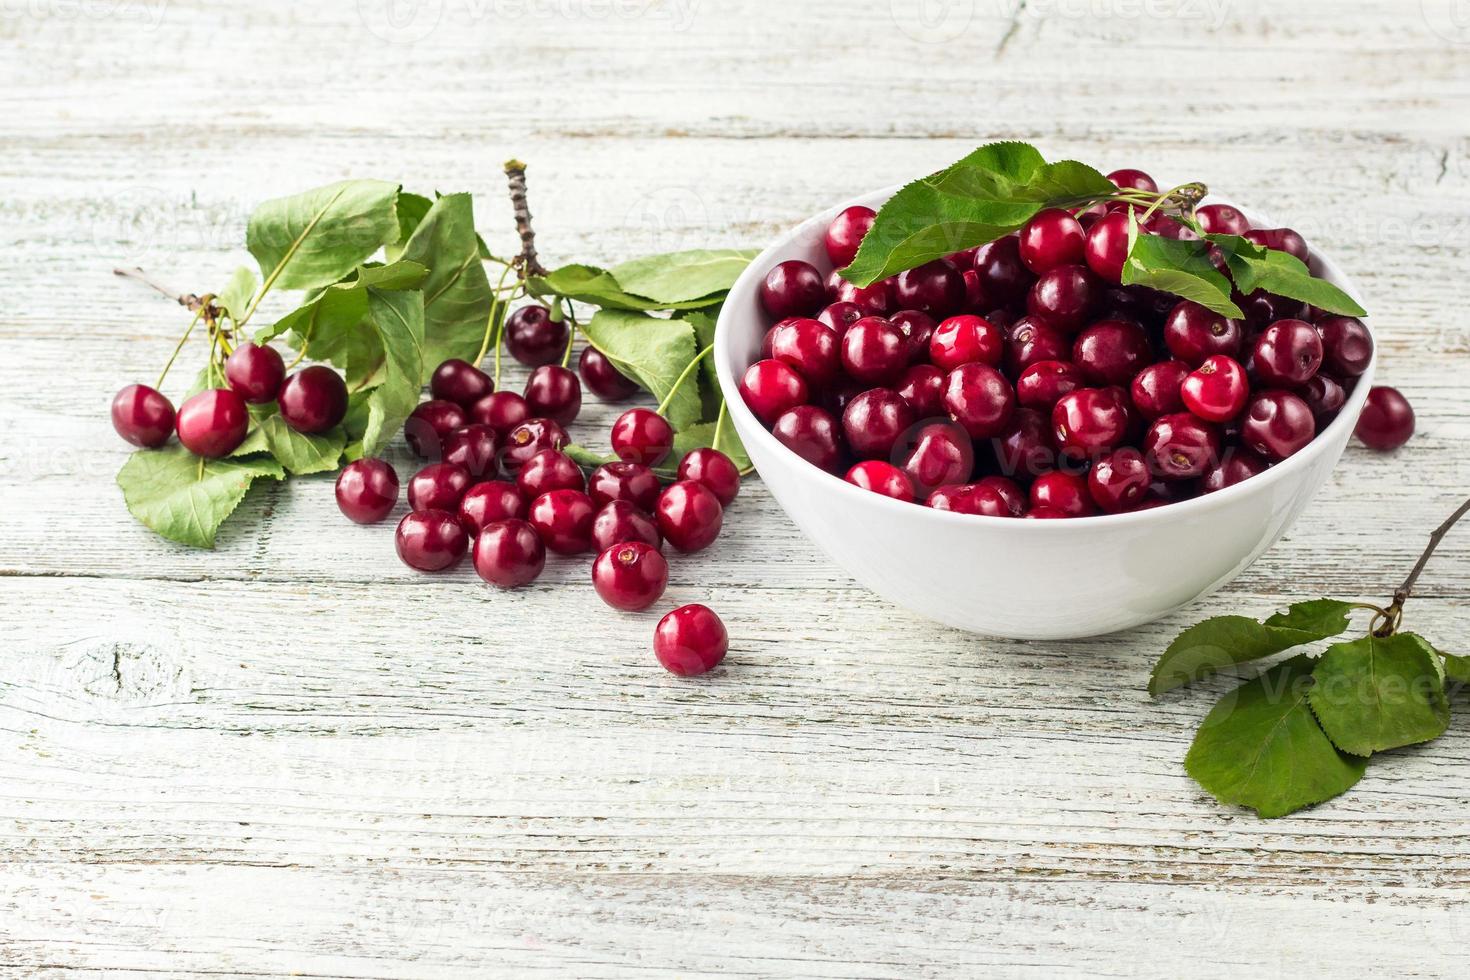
top-left (156, 305), bottom-right (208, 389)
top-left (1376, 495), bottom-right (1470, 635)
top-left (712, 398), bottom-right (729, 450)
top-left (505, 159), bottom-right (547, 279)
top-left (559, 301), bottom-right (578, 368)
top-left (475, 262), bottom-right (519, 365)
top-left (114, 267), bottom-right (222, 321)
top-left (655, 345), bottom-right (713, 417)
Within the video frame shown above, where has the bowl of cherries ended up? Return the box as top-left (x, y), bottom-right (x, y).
top-left (715, 172), bottom-right (1391, 639)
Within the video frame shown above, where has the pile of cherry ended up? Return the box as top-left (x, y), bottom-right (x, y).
top-left (739, 168), bottom-right (1416, 517)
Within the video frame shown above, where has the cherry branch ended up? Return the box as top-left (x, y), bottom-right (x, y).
top-left (504, 159), bottom-right (547, 279)
top-left (114, 266), bottom-right (221, 321)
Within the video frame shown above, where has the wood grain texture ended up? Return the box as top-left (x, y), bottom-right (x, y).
top-left (3, 1), bottom-right (1470, 976)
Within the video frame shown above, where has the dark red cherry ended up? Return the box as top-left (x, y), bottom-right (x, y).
top-left (1355, 386), bottom-right (1415, 452)
top-left (1237, 289), bottom-right (1304, 329)
top-left (739, 358), bottom-right (810, 424)
top-left (817, 301), bottom-right (866, 339)
top-left (961, 269), bottom-right (984, 309)
top-left (843, 388), bottom-right (915, 460)
top-left (1181, 355), bottom-right (1249, 423)
top-left (458, 480), bottom-right (526, 536)
top-left (1300, 374), bottom-right (1347, 425)
top-left (405, 399), bottom-right (468, 459)
top-left (1107, 168), bottom-right (1158, 192)
top-left (929, 314), bottom-right (1003, 371)
top-left (610, 408), bottom-right (675, 466)
top-left (1244, 227), bottom-right (1310, 264)
top-left (593, 541), bottom-right (669, 612)
top-left (278, 365), bottom-right (348, 434)
top-left (1317, 316), bottom-right (1374, 378)
top-left (1200, 448), bottom-right (1268, 494)
top-left (527, 489), bottom-right (596, 554)
top-left (516, 449), bottom-right (585, 499)
top-left (588, 461), bottom-right (661, 512)
top-left (1025, 507), bottom-right (1070, 519)
top-left (578, 345), bottom-right (640, 402)
top-left (972, 236), bottom-right (1034, 307)
top-left (926, 482), bottom-right (1013, 517)
top-left (523, 364), bottom-right (582, 426)
top-left (224, 342), bottom-right (285, 404)
top-left (889, 309), bottom-right (938, 363)
top-left (1252, 318), bottom-right (1323, 387)
top-left (768, 317), bottom-right (840, 385)
top-left (896, 364), bottom-right (946, 418)
top-left (826, 271), bottom-right (892, 315)
top-left (175, 388), bottom-right (250, 458)
top-left (408, 462), bottom-right (472, 513)
top-left (1004, 316), bottom-right (1071, 377)
top-left (472, 518), bottom-right (544, 587)
top-left (1242, 390), bottom-right (1316, 461)
top-left (111, 383), bottom-right (175, 448)
top-left (1072, 318), bottom-right (1152, 386)
top-left (978, 475), bottom-right (1027, 516)
top-left (943, 363), bottom-right (1015, 438)
top-left (1015, 360), bottom-right (1084, 411)
top-left (1030, 470), bottom-right (1095, 518)
top-left (335, 458), bottom-right (399, 524)
top-left (825, 205), bottom-right (876, 268)
top-left (760, 260), bottom-right (826, 319)
top-left (590, 500), bottom-right (662, 553)
top-left (1144, 412), bottom-right (1223, 479)
top-left (395, 509), bottom-right (468, 572)
top-left (840, 316), bottom-right (909, 385)
top-left (501, 418), bottom-right (569, 472)
top-left (469, 390), bottom-right (530, 437)
top-left (1163, 301), bottom-right (1243, 366)
top-left (898, 422), bottom-right (974, 496)
top-left (678, 448), bottom-right (740, 507)
top-left (892, 260), bottom-right (965, 318)
top-left (1082, 211), bottom-right (1131, 284)
top-left (656, 480), bottom-right (724, 552)
top-left (1129, 360), bottom-right (1190, 421)
top-left (1052, 386), bottom-right (1130, 459)
top-left (773, 405), bottom-right (843, 471)
top-left (1087, 447), bottom-right (1150, 513)
top-left (441, 424), bottom-right (499, 478)
top-left (1019, 208), bottom-right (1087, 274)
top-left (505, 304), bottom-right (568, 367)
top-left (1197, 204), bottom-right (1251, 235)
top-left (844, 460), bottom-right (915, 502)
top-left (653, 604), bottom-right (728, 676)
top-left (993, 407), bottom-right (1057, 479)
top-left (1027, 264), bottom-right (1099, 333)
top-left (429, 358), bottom-right (493, 409)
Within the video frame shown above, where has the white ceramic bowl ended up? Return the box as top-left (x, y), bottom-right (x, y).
top-left (715, 185), bottom-right (1374, 639)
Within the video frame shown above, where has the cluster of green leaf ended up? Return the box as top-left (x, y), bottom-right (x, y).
top-left (1151, 601), bottom-right (1469, 818)
top-left (842, 141), bottom-right (1366, 321)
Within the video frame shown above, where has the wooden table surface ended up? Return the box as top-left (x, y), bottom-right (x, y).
top-left (3, 1), bottom-right (1469, 976)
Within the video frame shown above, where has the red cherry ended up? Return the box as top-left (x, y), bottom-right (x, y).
top-left (441, 424), bottom-right (499, 479)
top-left (578, 346), bottom-right (640, 401)
top-left (890, 309), bottom-right (938, 362)
top-left (1144, 412), bottom-right (1223, 478)
top-left (516, 449), bottom-right (586, 499)
top-left (472, 518), bottom-right (545, 587)
top-left (1163, 301), bottom-right (1244, 366)
top-left (826, 271), bottom-right (892, 315)
top-left (1004, 316), bottom-right (1072, 376)
top-left (1019, 208), bottom-right (1087, 274)
top-left (458, 480), bottom-right (527, 536)
top-left (927, 483), bottom-right (1014, 517)
top-left (1197, 204), bottom-right (1251, 235)
top-left (892, 260), bottom-right (966, 318)
top-left (677, 448), bottom-right (740, 507)
top-left (768, 317), bottom-right (840, 385)
top-left (1052, 387), bottom-right (1130, 459)
top-left (1300, 374), bottom-right (1348, 425)
top-left (1026, 264), bottom-right (1099, 333)
top-left (772, 405), bottom-right (843, 471)
top-left (523, 364), bottom-right (582, 426)
top-left (842, 388), bottom-right (915, 460)
top-left (111, 383), bottom-right (175, 448)
top-left (590, 500), bottom-right (662, 552)
top-left (840, 316), bottom-right (909, 385)
top-left (527, 489), bottom-right (596, 554)
top-left (224, 342), bottom-right (286, 404)
top-left (817, 301), bottom-right (867, 339)
top-left (1015, 360), bottom-right (1084, 411)
top-left (1200, 448), bottom-right (1268, 494)
top-left (429, 358), bottom-right (493, 409)
top-left (1317, 316), bottom-right (1374, 378)
top-left (1252, 318), bottom-right (1323, 387)
top-left (825, 205), bottom-right (876, 267)
top-left (896, 364), bottom-right (946, 418)
top-left (972, 236), bottom-right (1034, 307)
top-left (1355, 386), bottom-right (1414, 452)
top-left (335, 458), bottom-right (399, 524)
top-left (1241, 390), bottom-right (1316, 461)
top-left (760, 260), bottom-right (826, 319)
top-left (505, 305), bottom-right (568, 367)
top-left (1107, 168), bottom-right (1158, 192)
top-left (739, 358), bottom-right (810, 424)
top-left (655, 480), bottom-right (724, 552)
top-left (405, 399), bottom-right (468, 459)
top-left (1087, 447), bottom-right (1151, 513)
top-left (844, 461), bottom-right (915, 502)
top-left (978, 475), bottom-right (1027, 516)
top-left (501, 418), bottom-right (569, 472)
top-left (993, 407), bottom-right (1058, 479)
top-left (469, 391), bottom-right (530, 436)
top-left (898, 422), bottom-right (974, 497)
top-left (592, 541), bottom-right (669, 612)
top-left (928, 314), bottom-right (1004, 371)
top-left (588, 461), bottom-right (661, 512)
top-left (942, 363), bottom-right (1015, 439)
top-left (395, 509), bottom-right (468, 572)
top-left (1026, 507), bottom-right (1071, 519)
top-left (408, 462), bottom-right (472, 513)
top-left (1030, 470), bottom-right (1095, 518)
top-left (175, 388), bottom-right (250, 458)
top-left (1072, 318), bottom-right (1152, 386)
top-left (610, 408), bottom-right (675, 466)
top-left (653, 604), bottom-right (728, 676)
top-left (1244, 227), bottom-right (1310, 264)
top-left (1083, 211), bottom-right (1131, 283)
top-left (1180, 355), bottom-right (1250, 423)
top-left (1129, 360), bottom-right (1190, 420)
top-left (277, 365), bottom-right (348, 434)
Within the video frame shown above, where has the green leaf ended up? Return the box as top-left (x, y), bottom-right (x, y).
top-left (360, 288), bottom-right (425, 457)
top-left (396, 192), bottom-right (496, 379)
top-left (582, 310), bottom-right (702, 428)
top-left (1185, 654), bottom-right (1368, 818)
top-left (117, 445), bottom-right (285, 549)
top-left (1209, 234), bottom-right (1367, 317)
top-left (246, 179), bottom-right (401, 292)
top-left (527, 264), bottom-right (726, 312)
top-left (679, 307), bottom-right (722, 411)
top-left (1308, 632), bottom-right (1450, 755)
top-left (387, 191), bottom-right (434, 262)
top-left (339, 389), bottom-right (375, 463)
top-left (1121, 217), bottom-right (1242, 318)
top-left (216, 266), bottom-right (257, 322)
top-left (671, 421), bottom-right (750, 472)
top-left (563, 443), bottom-right (616, 467)
top-left (1442, 652), bottom-right (1470, 686)
top-left (609, 249), bottom-right (759, 305)
top-left (1150, 598), bottom-right (1354, 696)
top-left (232, 415), bottom-right (345, 476)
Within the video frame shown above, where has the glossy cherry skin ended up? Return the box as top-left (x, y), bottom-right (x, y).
top-left (516, 449), bottom-right (586, 499)
top-left (892, 260), bottom-right (966, 318)
top-left (610, 408), bottom-right (675, 466)
top-left (1238, 289), bottom-right (1303, 329)
top-left (1163, 301), bottom-right (1244, 366)
top-left (739, 359), bottom-right (810, 425)
top-left (678, 448), bottom-right (740, 507)
top-left (395, 509), bottom-right (468, 572)
top-left (1181, 355), bottom-right (1249, 423)
top-left (408, 462), bottom-right (472, 513)
top-left (890, 309), bottom-right (938, 363)
top-left (405, 399), bottom-right (468, 459)
top-left (1300, 374), bottom-right (1347, 425)
top-left (527, 489), bottom-right (596, 554)
top-left (1252, 319), bottom-right (1323, 387)
top-left (429, 358), bottom-right (493, 409)
top-left (768, 317), bottom-right (840, 385)
top-left (1052, 387), bottom-right (1130, 459)
top-left (760, 260), bottom-right (826, 319)
top-left (458, 480), bottom-right (527, 536)
top-left (224, 342), bottom-right (286, 404)
top-left (898, 422), bottom-right (974, 497)
top-left (278, 366), bottom-right (348, 434)
top-left (1083, 211), bottom-right (1130, 283)
top-left (825, 205), bottom-right (876, 267)
top-left (588, 461), bottom-right (661, 512)
top-left (1129, 360), bottom-right (1190, 420)
top-left (1072, 318), bottom-right (1152, 386)
top-left (993, 407), bottom-right (1057, 479)
top-left (1200, 448), bottom-right (1268, 494)
top-left (472, 518), bottom-right (544, 587)
top-left (1027, 264), bottom-right (1099, 333)
top-left (1244, 227), bottom-right (1310, 264)
top-left (1144, 412), bottom-right (1223, 479)
top-left (523, 365), bottom-right (582, 426)
top-left (943, 363), bottom-right (1015, 439)
top-left (175, 388), bottom-right (250, 458)
top-left (1025, 507), bottom-right (1070, 519)
top-left (1196, 204), bottom-right (1251, 236)
top-left (844, 460), bottom-right (915, 502)
top-left (111, 384), bottom-right (175, 448)
top-left (469, 391), bottom-right (530, 437)
top-left (1317, 316), bottom-right (1374, 377)
top-left (591, 500), bottom-right (662, 552)
top-left (1107, 168), bottom-right (1158, 193)
top-left (1019, 208), bottom-right (1087, 274)
top-left (1030, 470), bottom-right (1095, 518)
top-left (927, 482), bottom-right (1014, 516)
top-left (505, 305), bottom-right (568, 367)
top-left (501, 418), bottom-right (570, 472)
top-left (840, 388), bottom-right (913, 459)
top-left (442, 424), bottom-right (499, 479)
top-left (827, 271), bottom-right (892, 315)
top-left (978, 475), bottom-right (1027, 516)
top-left (1241, 391), bottom-right (1316, 461)
top-left (654, 604), bottom-right (728, 676)
top-left (655, 480), bottom-right (724, 552)
top-left (1004, 316), bottom-right (1071, 377)
top-left (896, 364), bottom-right (945, 418)
top-left (773, 405), bottom-right (843, 471)
top-left (840, 317), bottom-right (909, 385)
top-left (972, 236), bottom-right (1034, 307)
top-left (1087, 447), bottom-right (1151, 513)
top-left (578, 345), bottom-right (640, 402)
top-left (1355, 386), bottom-right (1415, 451)
top-left (929, 314), bottom-right (1004, 371)
top-left (592, 540), bottom-right (669, 612)
top-left (335, 458), bottom-right (399, 524)
top-left (817, 301), bottom-right (867, 339)
top-left (1015, 360), bottom-right (1083, 411)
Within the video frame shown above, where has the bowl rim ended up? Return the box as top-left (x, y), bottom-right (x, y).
top-left (714, 180), bottom-right (1376, 530)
